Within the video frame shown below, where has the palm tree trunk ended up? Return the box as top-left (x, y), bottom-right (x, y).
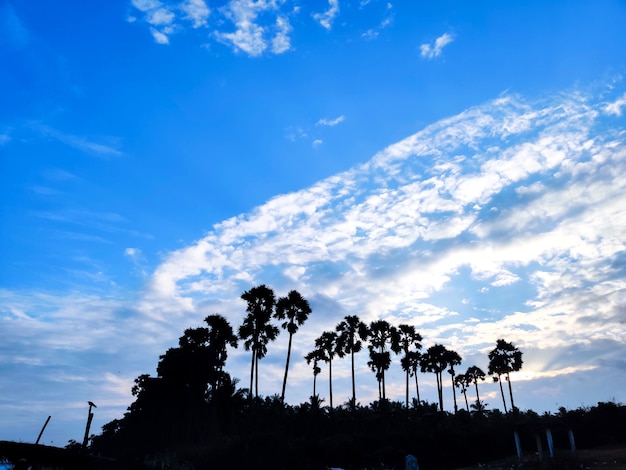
top-left (382, 370), bottom-right (386, 400)
top-left (281, 333), bottom-right (293, 402)
top-left (463, 390), bottom-right (469, 412)
top-left (414, 370), bottom-right (421, 403)
top-left (329, 357), bottom-right (333, 409)
top-left (451, 373), bottom-right (458, 413)
top-left (507, 373), bottom-right (516, 411)
top-left (351, 350), bottom-right (356, 404)
top-left (436, 372), bottom-right (443, 412)
top-left (405, 370), bottom-right (410, 408)
top-left (313, 373), bottom-right (317, 398)
top-left (497, 374), bottom-right (508, 413)
top-left (255, 353), bottom-right (259, 398)
top-left (474, 380), bottom-right (481, 405)
top-left (249, 349), bottom-right (256, 399)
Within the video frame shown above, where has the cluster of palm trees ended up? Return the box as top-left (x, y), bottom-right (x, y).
top-left (236, 284), bottom-right (523, 414)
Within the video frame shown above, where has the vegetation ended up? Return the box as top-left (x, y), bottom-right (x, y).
top-left (86, 284), bottom-right (625, 470)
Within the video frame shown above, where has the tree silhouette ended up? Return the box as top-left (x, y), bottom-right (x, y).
top-left (397, 324), bottom-right (423, 408)
top-left (454, 372), bottom-right (471, 412)
top-left (335, 315), bottom-right (370, 406)
top-left (421, 344), bottom-right (453, 412)
top-left (465, 365), bottom-right (486, 411)
top-left (203, 314), bottom-right (238, 390)
top-left (314, 330), bottom-right (342, 409)
top-left (304, 348), bottom-right (324, 398)
top-left (275, 290), bottom-right (312, 402)
top-left (408, 350), bottom-right (423, 403)
top-left (367, 320), bottom-right (400, 401)
top-left (488, 339), bottom-right (523, 413)
top-left (445, 349), bottom-right (462, 413)
top-left (238, 284), bottom-right (279, 399)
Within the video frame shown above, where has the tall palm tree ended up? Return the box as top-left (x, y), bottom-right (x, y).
top-left (465, 365), bottom-right (486, 410)
top-left (445, 349), bottom-right (462, 413)
top-left (275, 290), bottom-right (312, 402)
top-left (335, 315), bottom-right (369, 405)
top-left (397, 324), bottom-right (423, 408)
top-left (420, 344), bottom-right (452, 412)
top-left (367, 320), bottom-right (400, 401)
top-left (304, 348), bottom-right (324, 398)
top-left (238, 284), bottom-right (279, 399)
top-left (314, 331), bottom-right (342, 409)
top-left (488, 339), bottom-right (523, 413)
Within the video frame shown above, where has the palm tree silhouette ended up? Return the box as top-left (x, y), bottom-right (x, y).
top-left (465, 365), bottom-right (486, 411)
top-left (238, 285), bottom-right (279, 399)
top-left (488, 339), bottom-right (523, 413)
top-left (454, 372), bottom-right (471, 412)
top-left (397, 324), bottom-right (423, 409)
top-left (335, 315), bottom-right (369, 406)
top-left (367, 320), bottom-right (400, 401)
top-left (314, 330), bottom-right (342, 409)
top-left (445, 349), bottom-right (462, 413)
top-left (204, 314), bottom-right (238, 389)
top-left (275, 290), bottom-right (312, 402)
top-left (304, 347), bottom-right (324, 398)
top-left (420, 344), bottom-right (452, 412)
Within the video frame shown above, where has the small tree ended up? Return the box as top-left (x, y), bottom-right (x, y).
top-left (367, 320), bottom-right (400, 400)
top-left (465, 365), bottom-right (486, 411)
top-left (336, 315), bottom-right (370, 406)
top-left (314, 331), bottom-right (342, 409)
top-left (397, 324), bottom-right (423, 408)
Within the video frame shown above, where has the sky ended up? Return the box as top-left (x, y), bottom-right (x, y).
top-left (1, 0), bottom-right (626, 448)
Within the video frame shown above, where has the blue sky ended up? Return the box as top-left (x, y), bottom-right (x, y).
top-left (1, 0), bottom-right (626, 447)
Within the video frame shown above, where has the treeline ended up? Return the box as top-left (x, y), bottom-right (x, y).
top-left (89, 285), bottom-right (625, 469)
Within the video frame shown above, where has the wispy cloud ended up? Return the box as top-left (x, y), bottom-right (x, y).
top-left (129, 0), bottom-right (209, 44)
top-left (313, 0), bottom-right (340, 30)
top-left (35, 124), bottom-right (124, 157)
top-left (420, 32), bottom-right (454, 59)
top-left (317, 115), bottom-right (345, 126)
top-left (362, 2), bottom-right (393, 40)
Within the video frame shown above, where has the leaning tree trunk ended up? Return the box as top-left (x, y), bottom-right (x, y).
top-left (281, 332), bottom-right (294, 402)
top-left (414, 370), bottom-right (421, 403)
top-left (436, 372), bottom-right (444, 412)
top-left (450, 372), bottom-right (458, 413)
top-left (506, 372), bottom-right (516, 412)
top-left (255, 353), bottom-right (259, 398)
top-left (497, 374), bottom-right (508, 413)
top-left (463, 389), bottom-right (469, 412)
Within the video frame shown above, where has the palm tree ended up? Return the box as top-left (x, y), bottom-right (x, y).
top-left (420, 344), bottom-right (452, 412)
top-left (335, 315), bottom-right (369, 405)
top-left (238, 284), bottom-right (279, 399)
top-left (314, 331), bottom-right (342, 409)
top-left (445, 349), bottom-right (462, 413)
top-left (304, 348), bottom-right (324, 398)
top-left (397, 324), bottom-right (423, 408)
top-left (408, 350), bottom-right (424, 404)
top-left (275, 290), bottom-right (312, 402)
top-left (367, 320), bottom-right (400, 401)
top-left (465, 365), bottom-right (486, 410)
top-left (454, 373), bottom-right (471, 412)
top-left (488, 339), bottom-right (523, 413)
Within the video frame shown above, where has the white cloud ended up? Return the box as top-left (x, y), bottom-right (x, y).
top-left (420, 32), bottom-right (454, 59)
top-left (313, 0), bottom-right (340, 30)
top-left (605, 92), bottom-right (626, 116)
top-left (317, 115), bottom-right (345, 126)
top-left (313, 139), bottom-right (323, 147)
top-left (181, 0), bottom-right (210, 28)
top-left (271, 15), bottom-right (292, 54)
